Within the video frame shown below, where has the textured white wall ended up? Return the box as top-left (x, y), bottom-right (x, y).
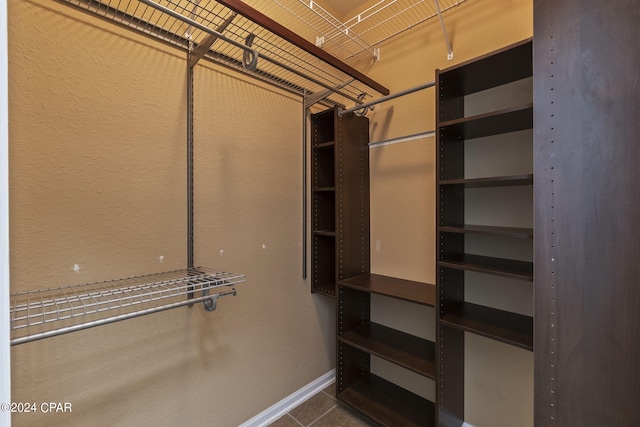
top-left (7, 1), bottom-right (333, 426)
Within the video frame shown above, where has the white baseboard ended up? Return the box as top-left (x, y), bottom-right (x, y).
top-left (239, 369), bottom-right (336, 427)
top-left (462, 423), bottom-right (476, 427)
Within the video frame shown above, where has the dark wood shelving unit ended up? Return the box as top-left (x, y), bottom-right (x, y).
top-left (337, 273), bottom-right (436, 426)
top-left (440, 302), bottom-right (533, 350)
top-left (436, 38), bottom-right (533, 426)
top-left (338, 374), bottom-right (435, 427)
top-left (310, 107), bottom-right (369, 296)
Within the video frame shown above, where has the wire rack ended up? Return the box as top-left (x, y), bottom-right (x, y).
top-left (10, 267), bottom-right (245, 345)
top-left (57, 0), bottom-right (389, 106)
top-left (254, 0), bottom-right (468, 62)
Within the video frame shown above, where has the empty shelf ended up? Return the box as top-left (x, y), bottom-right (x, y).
top-left (439, 104), bottom-right (533, 140)
top-left (437, 38), bottom-right (532, 96)
top-left (439, 174), bottom-right (533, 188)
top-left (439, 224), bottom-right (533, 239)
top-left (339, 323), bottom-right (435, 379)
top-left (313, 141), bottom-right (335, 149)
top-left (440, 254), bottom-right (533, 281)
top-left (339, 273), bottom-right (435, 306)
top-left (10, 267), bottom-right (245, 345)
top-left (338, 373), bottom-right (435, 427)
top-left (440, 302), bottom-right (533, 350)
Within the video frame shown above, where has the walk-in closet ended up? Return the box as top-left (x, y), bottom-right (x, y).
top-left (2, 0), bottom-right (639, 426)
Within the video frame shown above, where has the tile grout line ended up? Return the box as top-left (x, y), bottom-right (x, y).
top-left (321, 390), bottom-right (336, 401)
top-left (306, 403), bottom-right (338, 427)
top-left (286, 412), bottom-right (305, 427)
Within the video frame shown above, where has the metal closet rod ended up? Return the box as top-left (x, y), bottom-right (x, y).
top-left (139, 0), bottom-right (254, 55)
top-left (139, 0), bottom-right (365, 105)
top-left (338, 80), bottom-right (435, 116)
top-left (10, 289), bottom-right (237, 346)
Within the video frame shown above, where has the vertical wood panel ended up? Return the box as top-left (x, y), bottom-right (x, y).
top-left (534, 1), bottom-right (640, 425)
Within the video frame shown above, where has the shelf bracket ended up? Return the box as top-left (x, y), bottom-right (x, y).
top-left (303, 79), bottom-right (354, 109)
top-left (188, 12), bottom-right (237, 68)
top-left (434, 0), bottom-right (454, 60)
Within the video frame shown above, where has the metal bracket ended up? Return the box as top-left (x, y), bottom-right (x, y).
top-left (303, 79), bottom-right (355, 109)
top-left (242, 33), bottom-right (259, 71)
top-left (202, 284), bottom-right (237, 312)
top-left (353, 93), bottom-right (373, 117)
top-left (189, 12), bottom-right (237, 68)
top-left (434, 0), bottom-right (454, 60)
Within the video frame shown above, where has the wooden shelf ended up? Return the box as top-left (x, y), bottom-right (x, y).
top-left (339, 323), bottom-right (435, 379)
top-left (338, 374), bottom-right (435, 427)
top-left (440, 302), bottom-right (533, 350)
top-left (437, 38), bottom-right (532, 96)
top-left (440, 104), bottom-right (533, 140)
top-left (439, 224), bottom-right (533, 239)
top-left (313, 187), bottom-right (335, 192)
top-left (339, 273), bottom-right (435, 306)
top-left (312, 230), bottom-right (336, 236)
top-left (440, 254), bottom-right (533, 281)
top-left (439, 174), bottom-right (533, 188)
top-left (313, 141), bottom-right (335, 148)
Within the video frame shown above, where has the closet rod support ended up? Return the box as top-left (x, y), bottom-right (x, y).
top-left (434, 0), bottom-right (454, 60)
top-left (138, 0), bottom-right (258, 59)
top-left (304, 79), bottom-right (355, 109)
top-left (10, 289), bottom-right (237, 346)
top-left (189, 12), bottom-right (237, 68)
top-left (139, 0), bottom-right (363, 105)
top-left (338, 80), bottom-right (435, 116)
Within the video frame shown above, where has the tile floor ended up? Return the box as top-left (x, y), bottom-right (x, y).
top-left (267, 383), bottom-right (373, 427)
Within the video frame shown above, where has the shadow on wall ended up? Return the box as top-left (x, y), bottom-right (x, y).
top-left (311, 295), bottom-right (336, 366)
top-left (370, 105), bottom-right (394, 144)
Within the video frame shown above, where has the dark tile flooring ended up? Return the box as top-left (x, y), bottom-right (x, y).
top-left (267, 383), bottom-right (373, 427)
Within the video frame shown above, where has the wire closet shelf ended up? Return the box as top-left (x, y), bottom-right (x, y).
top-left (57, 0), bottom-right (389, 106)
top-left (10, 268), bottom-right (245, 345)
top-left (261, 0), bottom-right (468, 62)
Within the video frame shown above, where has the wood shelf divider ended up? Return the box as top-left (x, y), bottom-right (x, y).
top-left (338, 374), bottom-right (435, 427)
top-left (440, 302), bottom-right (533, 350)
top-left (339, 322), bottom-right (436, 379)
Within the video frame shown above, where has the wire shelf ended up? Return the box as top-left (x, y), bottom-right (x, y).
top-left (255, 0), bottom-right (468, 62)
top-left (10, 267), bottom-right (245, 345)
top-left (57, 0), bottom-right (389, 106)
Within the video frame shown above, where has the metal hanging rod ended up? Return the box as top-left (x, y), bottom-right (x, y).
top-left (57, 0), bottom-right (389, 108)
top-left (11, 290), bottom-right (237, 346)
top-left (338, 80), bottom-right (435, 116)
top-left (10, 268), bottom-right (245, 346)
top-left (369, 130), bottom-right (435, 148)
top-left (138, 0), bottom-right (367, 105)
top-left (139, 0), bottom-right (254, 56)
